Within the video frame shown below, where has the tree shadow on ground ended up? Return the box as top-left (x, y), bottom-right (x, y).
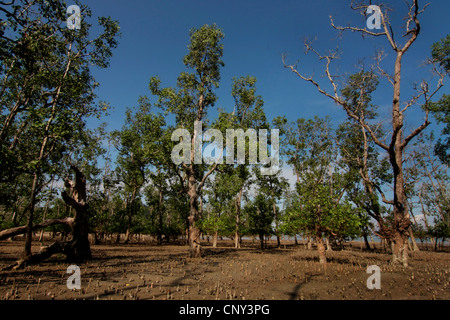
top-left (286, 272), bottom-right (321, 300)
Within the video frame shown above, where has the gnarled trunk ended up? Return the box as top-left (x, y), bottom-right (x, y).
top-left (61, 166), bottom-right (91, 262)
top-left (2, 166), bottom-right (91, 270)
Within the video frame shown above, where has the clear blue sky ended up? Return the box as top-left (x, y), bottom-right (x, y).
top-left (84, 0), bottom-right (450, 137)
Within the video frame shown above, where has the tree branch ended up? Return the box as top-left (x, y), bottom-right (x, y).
top-left (0, 217), bottom-right (74, 241)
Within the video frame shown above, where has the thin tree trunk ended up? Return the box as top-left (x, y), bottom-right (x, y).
top-left (363, 233), bottom-right (372, 251)
top-left (38, 203), bottom-right (49, 243)
top-left (326, 236), bottom-right (333, 252)
top-left (124, 186), bottom-right (137, 244)
top-left (316, 234), bottom-right (326, 264)
top-left (12, 211), bottom-right (17, 227)
top-left (409, 226), bottom-right (420, 252)
top-left (234, 187), bottom-right (243, 249)
top-left (24, 172), bottom-right (39, 258)
top-left (369, 234), bottom-right (376, 250)
top-left (157, 187), bottom-right (163, 246)
top-left (38, 178), bottom-right (54, 243)
top-left (272, 201), bottom-right (281, 248)
top-left (22, 50), bottom-right (74, 259)
top-left (212, 230), bottom-right (218, 248)
top-left (188, 175), bottom-right (201, 258)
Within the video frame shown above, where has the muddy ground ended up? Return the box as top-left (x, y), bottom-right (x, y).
top-left (0, 236), bottom-right (448, 300)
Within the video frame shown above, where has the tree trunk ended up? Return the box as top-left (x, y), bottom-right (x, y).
top-left (391, 230), bottom-right (408, 267)
top-left (38, 178), bottom-right (54, 243)
top-left (157, 187), bottom-right (163, 246)
top-left (316, 234), bottom-right (326, 264)
top-left (124, 229), bottom-right (130, 244)
top-left (326, 236), bottom-right (333, 252)
top-left (188, 175), bottom-right (201, 258)
top-left (369, 234), bottom-right (376, 250)
top-left (259, 233), bottom-right (265, 249)
top-left (409, 226), bottom-right (420, 252)
top-left (3, 167), bottom-right (91, 269)
top-left (307, 235), bottom-right (313, 250)
top-left (24, 172), bottom-right (39, 258)
top-left (62, 166), bottom-right (91, 262)
top-left (234, 188), bottom-right (243, 249)
top-left (11, 211), bottom-right (17, 227)
top-left (273, 202), bottom-right (281, 248)
top-left (212, 230), bottom-right (218, 248)
top-left (124, 186), bottom-right (137, 244)
top-left (363, 234), bottom-right (372, 251)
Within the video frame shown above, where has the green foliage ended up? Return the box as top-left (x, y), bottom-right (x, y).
top-left (2, 10), bottom-right (447, 255)
top-left (0, 0), bottom-right (120, 235)
top-left (199, 75), bottom-right (270, 241)
top-left (428, 221), bottom-right (450, 241)
top-left (183, 24), bottom-right (225, 90)
top-left (429, 94), bottom-right (449, 165)
top-left (333, 70), bottom-right (397, 240)
top-left (429, 35), bottom-right (450, 165)
top-left (431, 35), bottom-right (450, 73)
top-left (278, 116), bottom-right (365, 242)
top-left (245, 194), bottom-right (273, 242)
top-left (408, 132), bottom-right (449, 240)
top-left (150, 24), bottom-right (225, 128)
top-left (340, 71), bottom-right (379, 118)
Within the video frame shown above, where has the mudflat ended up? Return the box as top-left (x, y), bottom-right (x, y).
top-left (0, 237), bottom-right (448, 300)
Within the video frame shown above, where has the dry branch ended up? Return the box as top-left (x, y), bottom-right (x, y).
top-left (0, 217), bottom-right (74, 241)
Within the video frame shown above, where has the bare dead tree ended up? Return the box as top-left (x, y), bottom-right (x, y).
top-left (283, 0), bottom-right (447, 267)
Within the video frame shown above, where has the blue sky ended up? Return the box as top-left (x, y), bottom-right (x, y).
top-left (84, 0), bottom-right (449, 138)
